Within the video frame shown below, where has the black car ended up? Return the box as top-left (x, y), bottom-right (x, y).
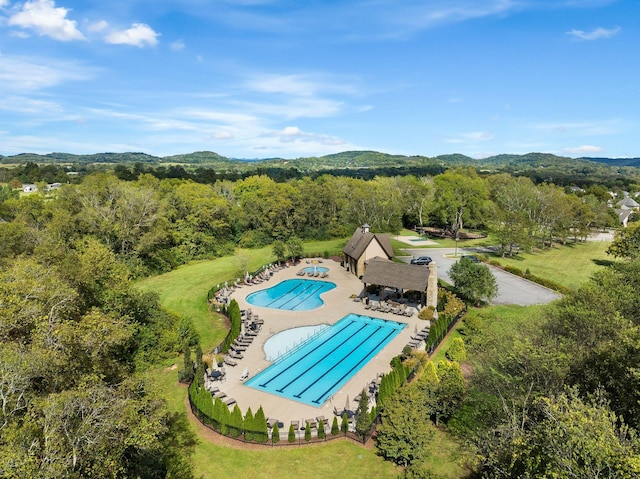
top-left (410, 256), bottom-right (432, 265)
top-left (461, 255), bottom-right (481, 263)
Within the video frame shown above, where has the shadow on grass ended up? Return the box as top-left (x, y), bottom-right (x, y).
top-left (593, 258), bottom-right (616, 267)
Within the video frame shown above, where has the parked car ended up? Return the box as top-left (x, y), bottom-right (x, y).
top-left (410, 256), bottom-right (433, 266)
top-left (461, 255), bottom-right (481, 263)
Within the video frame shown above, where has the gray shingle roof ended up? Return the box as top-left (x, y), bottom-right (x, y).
top-left (342, 228), bottom-right (393, 260)
top-left (361, 258), bottom-right (430, 292)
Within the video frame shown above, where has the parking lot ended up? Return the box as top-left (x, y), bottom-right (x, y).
top-left (402, 248), bottom-right (562, 306)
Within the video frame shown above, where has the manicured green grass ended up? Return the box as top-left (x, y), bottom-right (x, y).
top-left (464, 304), bottom-right (547, 339)
top-left (302, 238), bottom-right (347, 257)
top-left (154, 363), bottom-right (401, 478)
top-left (137, 247), bottom-right (275, 351)
top-left (489, 241), bottom-right (612, 290)
top-left (136, 238), bottom-right (352, 351)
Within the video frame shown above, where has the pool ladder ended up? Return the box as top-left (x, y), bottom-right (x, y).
top-left (270, 325), bottom-right (329, 363)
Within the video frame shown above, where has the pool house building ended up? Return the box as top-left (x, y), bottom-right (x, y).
top-left (342, 224), bottom-right (394, 277)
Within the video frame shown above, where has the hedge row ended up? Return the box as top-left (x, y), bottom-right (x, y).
top-left (495, 264), bottom-right (572, 295)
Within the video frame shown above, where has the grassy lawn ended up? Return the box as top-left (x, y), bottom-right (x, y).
top-left (488, 241), bottom-right (612, 290)
top-left (155, 361), bottom-right (466, 479)
top-left (137, 246), bottom-right (275, 351)
top-left (155, 363), bottom-right (400, 478)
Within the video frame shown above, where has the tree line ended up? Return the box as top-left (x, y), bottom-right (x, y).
top-left (0, 168), bottom-right (622, 278)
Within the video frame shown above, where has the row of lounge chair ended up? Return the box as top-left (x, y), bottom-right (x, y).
top-left (364, 300), bottom-right (414, 317)
top-left (210, 386), bottom-right (236, 407)
top-left (296, 269), bottom-right (329, 278)
top-left (406, 325), bottom-right (430, 349)
top-left (224, 331), bottom-right (259, 367)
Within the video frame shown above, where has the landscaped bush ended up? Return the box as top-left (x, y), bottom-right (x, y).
top-left (331, 416), bottom-right (340, 436)
top-left (271, 422), bottom-right (280, 443)
top-left (244, 408), bottom-right (254, 441)
top-left (220, 299), bottom-right (242, 353)
top-left (425, 290), bottom-right (466, 353)
top-left (377, 356), bottom-right (412, 409)
top-left (418, 305), bottom-right (435, 321)
top-left (288, 424), bottom-right (296, 443)
top-left (304, 421), bottom-right (311, 441)
top-left (491, 262), bottom-right (572, 294)
top-left (446, 337), bottom-right (467, 362)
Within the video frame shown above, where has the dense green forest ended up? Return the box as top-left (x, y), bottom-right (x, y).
top-left (2, 162), bottom-right (640, 477)
top-left (3, 150), bottom-right (640, 190)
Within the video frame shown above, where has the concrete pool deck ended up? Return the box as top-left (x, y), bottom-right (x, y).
top-left (215, 259), bottom-right (428, 430)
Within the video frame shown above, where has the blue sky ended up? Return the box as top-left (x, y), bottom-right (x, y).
top-left (0, 0), bottom-right (638, 159)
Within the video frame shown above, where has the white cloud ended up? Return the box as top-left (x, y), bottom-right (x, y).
top-left (210, 131), bottom-right (233, 140)
top-left (269, 125), bottom-right (345, 146)
top-left (87, 20), bottom-right (108, 33)
top-left (245, 73), bottom-right (356, 97)
top-left (0, 0), bottom-right (9, 7)
top-left (567, 26), bottom-right (620, 40)
top-left (0, 55), bottom-right (94, 91)
top-left (563, 145), bottom-right (605, 155)
top-left (534, 120), bottom-right (621, 136)
top-left (465, 131), bottom-right (494, 140)
top-left (8, 0), bottom-right (86, 41)
top-left (104, 23), bottom-right (159, 47)
top-left (441, 130), bottom-right (494, 145)
top-left (0, 95), bottom-right (63, 114)
top-left (170, 39), bottom-right (185, 51)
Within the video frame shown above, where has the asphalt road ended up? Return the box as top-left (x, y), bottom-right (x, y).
top-left (402, 247), bottom-right (562, 306)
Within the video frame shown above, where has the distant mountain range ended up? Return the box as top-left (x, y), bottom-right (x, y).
top-left (2, 150), bottom-right (639, 173)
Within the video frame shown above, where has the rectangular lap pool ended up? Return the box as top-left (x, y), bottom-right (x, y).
top-left (245, 314), bottom-right (405, 406)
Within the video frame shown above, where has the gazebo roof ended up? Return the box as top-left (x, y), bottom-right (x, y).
top-left (361, 257), bottom-right (430, 292)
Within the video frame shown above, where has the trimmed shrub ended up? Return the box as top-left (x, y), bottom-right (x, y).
top-left (304, 421), bottom-right (311, 441)
top-left (341, 413), bottom-right (348, 434)
top-left (317, 421), bottom-right (326, 439)
top-left (271, 422), bottom-right (280, 444)
top-left (446, 337), bottom-right (467, 362)
top-left (288, 424), bottom-right (296, 443)
top-left (331, 416), bottom-right (340, 436)
top-left (253, 406), bottom-right (268, 443)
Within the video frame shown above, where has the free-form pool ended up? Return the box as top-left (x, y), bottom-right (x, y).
top-left (303, 266), bottom-right (328, 274)
top-left (263, 325), bottom-right (329, 361)
top-left (246, 278), bottom-right (336, 311)
top-left (245, 314), bottom-right (405, 406)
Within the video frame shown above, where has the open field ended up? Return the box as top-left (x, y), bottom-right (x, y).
top-left (137, 247), bottom-right (275, 351)
top-left (488, 241), bottom-right (612, 290)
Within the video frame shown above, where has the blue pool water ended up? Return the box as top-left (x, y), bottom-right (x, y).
top-left (245, 314), bottom-right (405, 406)
top-left (303, 266), bottom-right (328, 274)
top-left (246, 279), bottom-right (336, 311)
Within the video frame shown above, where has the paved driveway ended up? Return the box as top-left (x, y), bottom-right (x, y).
top-left (402, 248), bottom-right (562, 306)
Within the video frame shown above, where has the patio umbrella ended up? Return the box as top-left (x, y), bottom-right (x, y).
top-left (344, 395), bottom-right (350, 414)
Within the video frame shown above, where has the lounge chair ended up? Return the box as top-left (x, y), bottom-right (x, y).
top-left (321, 272), bottom-right (328, 278)
top-left (231, 344), bottom-right (246, 352)
top-left (223, 357), bottom-right (237, 367)
top-left (228, 351), bottom-right (243, 359)
top-left (222, 397), bottom-right (236, 406)
top-left (214, 391), bottom-right (227, 399)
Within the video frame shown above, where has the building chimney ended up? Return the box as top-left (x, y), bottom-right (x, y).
top-left (361, 223), bottom-right (370, 234)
